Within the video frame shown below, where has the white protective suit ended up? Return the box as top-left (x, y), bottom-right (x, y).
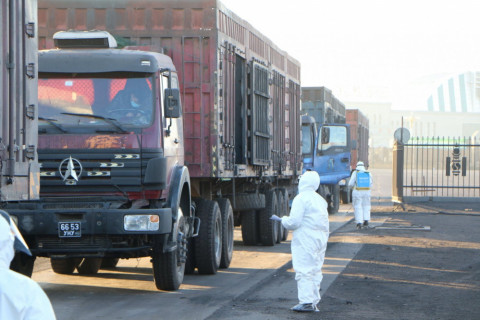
top-left (281, 171), bottom-right (329, 306)
top-left (348, 162), bottom-right (373, 224)
top-left (0, 217), bottom-right (56, 320)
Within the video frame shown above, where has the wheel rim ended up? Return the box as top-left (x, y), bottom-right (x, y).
top-left (176, 207), bottom-right (187, 279)
top-left (226, 214), bottom-right (234, 254)
top-left (214, 215), bottom-right (222, 263)
top-left (176, 208), bottom-right (186, 279)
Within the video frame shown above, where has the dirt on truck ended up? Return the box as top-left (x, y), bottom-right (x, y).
top-left (8, 0), bottom-right (302, 291)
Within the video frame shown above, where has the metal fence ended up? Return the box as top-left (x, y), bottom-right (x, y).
top-left (393, 137), bottom-right (480, 202)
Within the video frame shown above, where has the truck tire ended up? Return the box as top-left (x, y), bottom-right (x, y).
top-left (77, 258), bottom-right (102, 274)
top-left (232, 193), bottom-right (265, 211)
top-left (50, 258), bottom-right (78, 274)
top-left (195, 199), bottom-right (222, 274)
top-left (101, 258), bottom-right (119, 269)
top-left (280, 189), bottom-right (289, 241)
top-left (10, 252), bottom-right (35, 277)
top-left (328, 184), bottom-right (340, 215)
top-left (275, 190), bottom-right (285, 244)
top-left (259, 190), bottom-right (278, 246)
top-left (241, 210), bottom-right (258, 245)
top-left (217, 198), bottom-right (234, 269)
top-left (152, 207), bottom-right (187, 291)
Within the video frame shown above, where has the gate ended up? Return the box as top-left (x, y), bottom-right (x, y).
top-left (393, 137), bottom-right (480, 202)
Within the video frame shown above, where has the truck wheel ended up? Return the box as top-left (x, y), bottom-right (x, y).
top-left (328, 184), bottom-right (340, 215)
top-left (50, 258), bottom-right (78, 274)
top-left (259, 190), bottom-right (278, 246)
top-left (195, 200), bottom-right (222, 274)
top-left (152, 207), bottom-right (187, 291)
top-left (217, 198), bottom-right (234, 269)
top-left (280, 189), bottom-right (289, 241)
top-left (241, 210), bottom-right (258, 245)
top-left (233, 193), bottom-right (265, 211)
top-left (10, 252), bottom-right (35, 277)
top-left (77, 258), bottom-right (102, 274)
top-left (275, 190), bottom-right (285, 244)
top-left (101, 258), bottom-right (119, 269)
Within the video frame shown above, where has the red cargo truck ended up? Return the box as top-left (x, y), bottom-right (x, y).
top-left (346, 109), bottom-right (370, 169)
top-left (8, 0), bottom-right (302, 290)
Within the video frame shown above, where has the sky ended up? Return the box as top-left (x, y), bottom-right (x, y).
top-left (220, 0), bottom-right (480, 102)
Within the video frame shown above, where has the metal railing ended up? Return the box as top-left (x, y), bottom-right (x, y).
top-left (393, 137), bottom-right (480, 202)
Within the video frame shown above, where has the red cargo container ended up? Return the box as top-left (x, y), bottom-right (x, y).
top-left (37, 0), bottom-right (302, 183)
top-left (346, 109), bottom-right (369, 169)
top-left (37, 0), bottom-right (302, 248)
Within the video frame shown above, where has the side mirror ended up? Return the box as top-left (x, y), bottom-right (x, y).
top-left (164, 88), bottom-right (181, 118)
top-left (321, 126), bottom-right (330, 144)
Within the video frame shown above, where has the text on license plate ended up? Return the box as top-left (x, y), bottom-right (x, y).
top-left (58, 222), bottom-right (81, 237)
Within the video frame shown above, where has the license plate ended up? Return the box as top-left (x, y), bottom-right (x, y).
top-left (58, 222), bottom-right (81, 238)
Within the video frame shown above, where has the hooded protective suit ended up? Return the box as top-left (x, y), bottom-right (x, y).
top-left (0, 214), bottom-right (56, 320)
top-left (281, 171), bottom-right (329, 306)
top-left (348, 161), bottom-right (373, 225)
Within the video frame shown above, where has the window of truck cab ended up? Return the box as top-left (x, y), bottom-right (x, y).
top-left (317, 125), bottom-right (347, 153)
top-left (38, 73), bottom-right (155, 133)
top-left (301, 124), bottom-right (315, 155)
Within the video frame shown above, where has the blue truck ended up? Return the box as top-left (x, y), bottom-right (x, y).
top-left (301, 87), bottom-right (353, 214)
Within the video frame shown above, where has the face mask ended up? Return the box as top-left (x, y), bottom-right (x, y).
top-left (131, 100), bottom-right (140, 108)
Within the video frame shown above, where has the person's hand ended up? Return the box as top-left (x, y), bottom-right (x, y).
top-left (270, 214), bottom-right (282, 222)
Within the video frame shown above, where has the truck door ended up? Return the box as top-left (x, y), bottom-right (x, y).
top-left (315, 124), bottom-right (351, 182)
top-left (248, 62), bottom-right (270, 166)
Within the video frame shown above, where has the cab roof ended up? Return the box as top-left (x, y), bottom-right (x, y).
top-left (38, 48), bottom-right (176, 74)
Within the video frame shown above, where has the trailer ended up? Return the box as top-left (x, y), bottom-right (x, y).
top-left (301, 87), bottom-right (352, 213)
top-left (7, 0), bottom-right (301, 290)
top-left (1, 0), bottom-right (39, 275)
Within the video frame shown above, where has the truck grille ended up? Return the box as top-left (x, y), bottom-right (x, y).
top-left (38, 148), bottom-right (162, 194)
top-left (38, 235), bottom-right (111, 250)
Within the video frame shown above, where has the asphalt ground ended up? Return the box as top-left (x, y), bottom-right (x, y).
top-left (209, 201), bottom-right (480, 320)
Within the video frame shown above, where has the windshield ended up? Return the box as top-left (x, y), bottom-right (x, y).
top-left (38, 75), bottom-right (154, 132)
top-left (301, 124), bottom-right (314, 155)
top-left (318, 125), bottom-right (348, 151)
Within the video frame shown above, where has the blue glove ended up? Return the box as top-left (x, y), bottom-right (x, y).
top-left (270, 214), bottom-right (282, 222)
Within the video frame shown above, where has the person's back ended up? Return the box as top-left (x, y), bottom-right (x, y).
top-left (284, 177), bottom-right (329, 233)
top-left (0, 211), bottom-right (56, 320)
top-left (348, 161), bottom-right (373, 229)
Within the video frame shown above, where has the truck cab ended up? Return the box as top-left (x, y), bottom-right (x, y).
top-left (8, 31), bottom-right (195, 291)
top-left (301, 116), bottom-right (352, 214)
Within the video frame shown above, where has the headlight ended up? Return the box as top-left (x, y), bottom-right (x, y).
top-left (124, 215), bottom-right (160, 231)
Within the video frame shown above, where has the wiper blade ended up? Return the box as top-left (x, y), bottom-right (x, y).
top-left (38, 117), bottom-right (67, 133)
top-left (60, 112), bottom-right (128, 133)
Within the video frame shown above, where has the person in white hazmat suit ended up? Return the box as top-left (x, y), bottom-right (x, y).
top-left (0, 210), bottom-right (56, 320)
top-left (271, 170), bottom-right (329, 312)
top-left (348, 161), bottom-right (373, 229)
